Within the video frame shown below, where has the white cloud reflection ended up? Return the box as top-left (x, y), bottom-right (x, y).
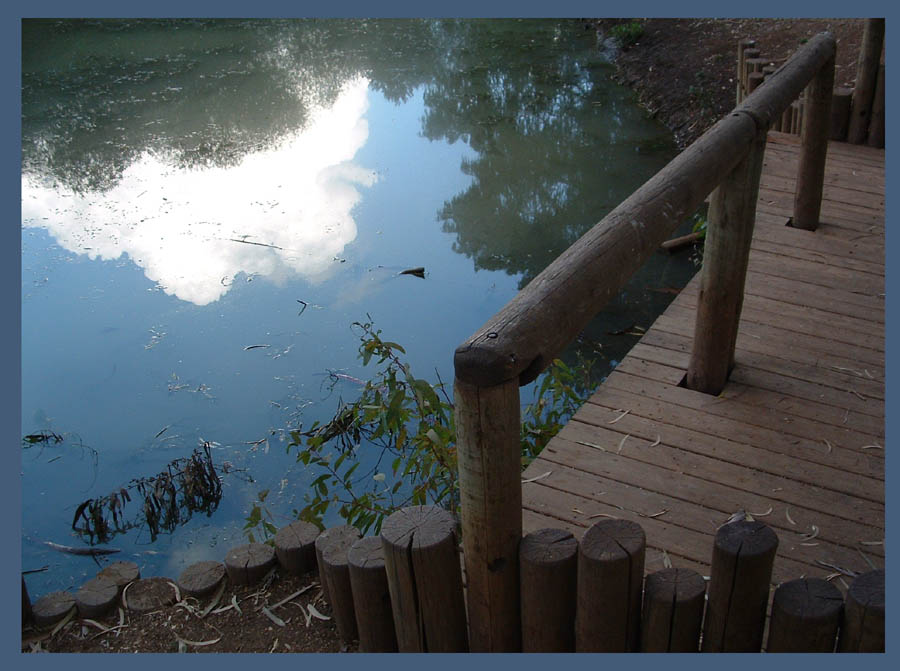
top-left (21, 76), bottom-right (376, 306)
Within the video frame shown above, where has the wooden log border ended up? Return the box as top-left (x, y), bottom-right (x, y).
top-left (21, 513), bottom-right (882, 654)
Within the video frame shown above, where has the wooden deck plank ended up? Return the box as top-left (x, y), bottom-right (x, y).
top-left (625, 341), bottom-right (886, 440)
top-left (522, 133), bottom-right (885, 584)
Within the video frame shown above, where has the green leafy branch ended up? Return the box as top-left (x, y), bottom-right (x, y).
top-left (246, 320), bottom-right (596, 538)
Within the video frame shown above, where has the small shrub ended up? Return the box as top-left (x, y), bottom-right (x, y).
top-left (609, 20), bottom-right (645, 48)
top-left (244, 321), bottom-right (596, 538)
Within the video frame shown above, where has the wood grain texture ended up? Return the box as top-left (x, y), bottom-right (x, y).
top-left (519, 528), bottom-right (578, 652)
top-left (380, 506), bottom-right (468, 652)
top-left (522, 132), bottom-right (884, 594)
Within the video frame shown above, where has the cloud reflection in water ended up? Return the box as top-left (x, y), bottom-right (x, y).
top-left (21, 76), bottom-right (376, 306)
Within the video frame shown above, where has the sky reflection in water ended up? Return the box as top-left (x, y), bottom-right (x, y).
top-left (23, 76), bottom-right (375, 306)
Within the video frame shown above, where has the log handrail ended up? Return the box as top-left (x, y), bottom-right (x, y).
top-left (453, 32), bottom-right (836, 652)
top-left (454, 32), bottom-right (836, 389)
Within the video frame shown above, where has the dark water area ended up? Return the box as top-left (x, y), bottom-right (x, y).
top-left (20, 18), bottom-right (698, 595)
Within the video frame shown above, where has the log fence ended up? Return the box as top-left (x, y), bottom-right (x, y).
top-left (23, 504), bottom-right (885, 653)
top-left (737, 19), bottom-right (884, 147)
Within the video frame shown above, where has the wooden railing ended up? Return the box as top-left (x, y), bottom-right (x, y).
top-left (452, 32), bottom-right (838, 651)
top-left (736, 19), bottom-right (884, 148)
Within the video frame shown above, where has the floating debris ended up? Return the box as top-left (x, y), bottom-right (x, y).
top-left (42, 541), bottom-right (121, 557)
top-left (399, 266), bottom-right (426, 278)
top-left (227, 237), bottom-right (284, 250)
top-left (22, 430), bottom-right (64, 445)
top-left (144, 326), bottom-right (166, 350)
top-left (244, 344), bottom-right (271, 350)
top-left (607, 324), bottom-right (646, 336)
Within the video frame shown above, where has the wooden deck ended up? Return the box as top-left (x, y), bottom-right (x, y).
top-left (521, 131), bottom-right (885, 586)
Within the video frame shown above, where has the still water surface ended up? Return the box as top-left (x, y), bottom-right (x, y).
top-left (21, 19), bottom-right (696, 594)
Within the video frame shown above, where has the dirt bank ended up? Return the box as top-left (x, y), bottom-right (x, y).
top-left (596, 18), bottom-right (865, 147)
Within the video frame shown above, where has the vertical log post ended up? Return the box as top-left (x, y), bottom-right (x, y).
top-left (22, 576), bottom-right (33, 627)
top-left (741, 48), bottom-right (761, 100)
top-left (792, 49), bottom-right (835, 230)
top-left (866, 63), bottom-right (885, 148)
top-left (273, 520), bottom-right (319, 576)
top-left (519, 528), bottom-right (578, 652)
top-left (454, 376), bottom-right (522, 651)
top-left (702, 520), bottom-right (778, 652)
top-left (766, 578), bottom-right (844, 652)
top-left (790, 101), bottom-right (800, 134)
top-left (314, 525), bottom-right (362, 644)
top-left (380, 505), bottom-right (468, 652)
top-left (686, 127), bottom-right (767, 395)
top-left (838, 569), bottom-right (885, 652)
top-left (781, 104), bottom-right (793, 135)
top-left (736, 39), bottom-right (757, 104)
top-left (575, 519), bottom-right (646, 652)
top-left (347, 536), bottom-right (398, 652)
top-left (640, 568), bottom-right (707, 652)
top-left (830, 87), bottom-right (853, 141)
top-left (847, 18), bottom-right (885, 144)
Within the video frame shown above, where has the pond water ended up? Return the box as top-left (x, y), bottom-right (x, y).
top-left (21, 18), bottom-right (698, 595)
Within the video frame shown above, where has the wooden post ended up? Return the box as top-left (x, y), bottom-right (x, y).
top-left (791, 100), bottom-right (803, 135)
top-left (575, 519), bottom-right (646, 652)
top-left (838, 569), bottom-right (885, 652)
top-left (745, 57), bottom-right (769, 86)
top-left (736, 40), bottom-right (757, 104)
top-left (830, 87), bottom-right (853, 141)
top-left (273, 520), bottom-right (319, 575)
top-left (793, 49), bottom-right (835, 230)
top-left (747, 71), bottom-right (764, 95)
top-left (22, 576), bottom-right (33, 627)
top-left (380, 505), bottom-right (468, 652)
top-left (641, 568), bottom-right (706, 652)
top-left (741, 48), bottom-right (761, 100)
top-left (520, 528), bottom-right (578, 652)
top-left (766, 578), bottom-right (843, 652)
top-left (314, 525), bottom-right (361, 643)
top-left (847, 19), bottom-right (885, 144)
top-left (866, 64), bottom-right (885, 148)
top-left (454, 376), bottom-right (522, 651)
top-left (781, 104), bottom-right (793, 135)
top-left (702, 520), bottom-right (778, 652)
top-left (686, 127), bottom-right (767, 395)
top-left (224, 543), bottom-right (277, 585)
top-left (348, 536), bottom-right (398, 652)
